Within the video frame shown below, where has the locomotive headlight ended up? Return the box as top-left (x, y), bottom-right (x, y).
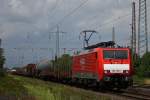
top-left (123, 70), bottom-right (129, 73)
top-left (104, 70), bottom-right (110, 74)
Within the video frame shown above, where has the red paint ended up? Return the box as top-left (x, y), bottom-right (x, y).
top-left (72, 47), bottom-right (133, 81)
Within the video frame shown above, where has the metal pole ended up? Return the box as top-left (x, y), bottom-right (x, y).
top-left (132, 2), bottom-right (137, 55)
top-left (145, 0), bottom-right (148, 53)
top-left (138, 0), bottom-right (148, 56)
top-left (0, 39), bottom-right (1, 49)
top-left (56, 25), bottom-right (59, 59)
top-left (138, 0), bottom-right (141, 55)
top-left (112, 26), bottom-right (115, 43)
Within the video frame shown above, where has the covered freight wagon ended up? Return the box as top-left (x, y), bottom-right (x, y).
top-left (36, 54), bottom-right (72, 81)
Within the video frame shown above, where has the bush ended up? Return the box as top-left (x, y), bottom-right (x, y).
top-left (0, 69), bottom-right (6, 77)
top-left (141, 52), bottom-right (150, 68)
top-left (0, 48), bottom-right (5, 77)
top-left (0, 48), bottom-right (5, 68)
top-left (135, 65), bottom-right (146, 77)
top-left (135, 52), bottom-right (150, 77)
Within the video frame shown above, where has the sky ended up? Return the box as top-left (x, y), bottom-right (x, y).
top-left (0, 0), bottom-right (150, 68)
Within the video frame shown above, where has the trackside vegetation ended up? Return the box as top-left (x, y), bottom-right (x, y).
top-left (0, 75), bottom-right (112, 100)
top-left (0, 48), bottom-right (5, 77)
top-left (133, 52), bottom-right (150, 84)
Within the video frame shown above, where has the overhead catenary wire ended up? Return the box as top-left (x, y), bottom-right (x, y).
top-left (47, 0), bottom-right (60, 20)
top-left (49, 0), bottom-right (89, 31)
top-left (74, 1), bottom-right (150, 48)
top-left (64, 12), bottom-right (132, 44)
top-left (76, 0), bottom-right (150, 32)
top-left (58, 1), bottom-right (133, 44)
top-left (50, 0), bottom-right (59, 12)
top-left (50, 1), bottom-right (150, 49)
top-left (93, 4), bottom-right (150, 31)
top-left (68, 0), bottom-right (132, 30)
top-left (49, 1), bottom-right (148, 43)
top-left (95, 3), bottom-right (150, 41)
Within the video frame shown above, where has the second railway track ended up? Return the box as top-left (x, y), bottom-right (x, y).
top-left (111, 86), bottom-right (150, 100)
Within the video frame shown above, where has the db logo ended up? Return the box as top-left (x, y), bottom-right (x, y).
top-left (80, 58), bottom-right (85, 70)
top-left (80, 58), bottom-right (85, 65)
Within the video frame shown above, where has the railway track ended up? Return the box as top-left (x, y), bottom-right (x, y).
top-left (110, 85), bottom-right (150, 100)
top-left (133, 84), bottom-right (150, 89)
top-left (120, 89), bottom-right (150, 100)
top-left (81, 84), bottom-right (150, 100)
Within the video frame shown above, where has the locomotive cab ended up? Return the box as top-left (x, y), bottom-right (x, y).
top-left (102, 48), bottom-right (133, 88)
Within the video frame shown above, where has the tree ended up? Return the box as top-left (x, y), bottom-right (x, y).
top-left (0, 48), bottom-right (5, 76)
top-left (0, 48), bottom-right (5, 68)
top-left (135, 52), bottom-right (150, 77)
top-left (141, 52), bottom-right (150, 68)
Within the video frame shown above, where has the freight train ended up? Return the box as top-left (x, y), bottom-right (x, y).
top-left (14, 41), bottom-right (133, 89)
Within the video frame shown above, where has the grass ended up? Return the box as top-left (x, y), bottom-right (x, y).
top-left (0, 75), bottom-right (27, 96)
top-left (0, 75), bottom-right (34, 100)
top-left (0, 75), bottom-right (111, 100)
top-left (133, 75), bottom-right (144, 84)
top-left (133, 75), bottom-right (150, 85)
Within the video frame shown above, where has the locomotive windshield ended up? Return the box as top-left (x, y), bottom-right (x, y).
top-left (103, 50), bottom-right (128, 59)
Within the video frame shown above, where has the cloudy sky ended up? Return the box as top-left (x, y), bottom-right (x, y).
top-left (0, 0), bottom-right (150, 67)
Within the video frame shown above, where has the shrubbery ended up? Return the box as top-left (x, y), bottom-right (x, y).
top-left (134, 52), bottom-right (150, 77)
top-left (52, 54), bottom-right (72, 77)
top-left (0, 48), bottom-right (5, 77)
top-left (0, 69), bottom-right (5, 77)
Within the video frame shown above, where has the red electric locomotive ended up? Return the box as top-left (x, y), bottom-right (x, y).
top-left (72, 42), bottom-right (133, 89)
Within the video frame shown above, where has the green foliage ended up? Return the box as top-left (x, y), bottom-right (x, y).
top-left (0, 76), bottom-right (27, 97)
top-left (0, 69), bottom-right (6, 77)
top-left (53, 54), bottom-right (72, 75)
top-left (0, 48), bottom-right (5, 77)
top-left (135, 52), bottom-right (150, 77)
top-left (135, 57), bottom-right (141, 67)
top-left (0, 48), bottom-right (5, 69)
top-left (131, 50), bottom-right (140, 68)
top-left (0, 75), bottom-right (111, 100)
top-left (141, 52), bottom-right (150, 68)
top-left (135, 65), bottom-right (147, 77)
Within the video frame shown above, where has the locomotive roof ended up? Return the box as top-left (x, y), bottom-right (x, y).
top-left (74, 47), bottom-right (130, 56)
